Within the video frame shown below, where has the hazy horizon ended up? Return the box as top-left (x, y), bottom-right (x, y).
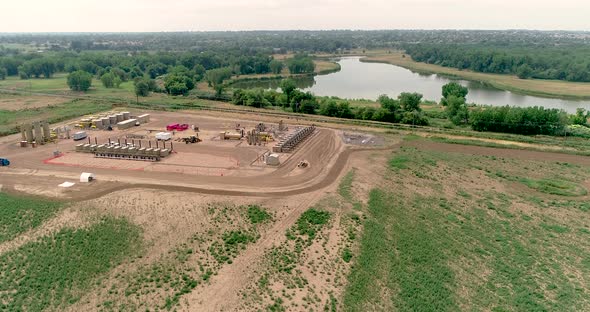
top-left (2, 0), bottom-right (589, 32)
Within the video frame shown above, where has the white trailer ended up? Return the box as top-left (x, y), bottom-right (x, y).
top-left (155, 132), bottom-right (172, 141)
top-left (73, 131), bottom-right (87, 141)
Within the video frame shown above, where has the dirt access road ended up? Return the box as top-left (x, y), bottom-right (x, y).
top-left (0, 110), bottom-right (394, 201)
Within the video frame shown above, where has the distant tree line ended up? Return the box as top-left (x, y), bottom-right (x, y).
top-left (0, 49), bottom-right (320, 95)
top-left (405, 44), bottom-right (590, 82)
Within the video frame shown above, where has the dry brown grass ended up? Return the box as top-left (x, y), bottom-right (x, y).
top-left (0, 93), bottom-right (70, 111)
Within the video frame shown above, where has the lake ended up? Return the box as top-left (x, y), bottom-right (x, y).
top-left (232, 57), bottom-right (590, 114)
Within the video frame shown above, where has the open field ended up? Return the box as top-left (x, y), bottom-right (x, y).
top-left (344, 139), bottom-right (590, 311)
top-left (361, 51), bottom-right (590, 100)
top-left (2, 105), bottom-right (590, 310)
top-left (0, 93), bottom-right (71, 111)
top-left (1, 93), bottom-right (590, 311)
top-left (0, 104), bottom-right (392, 311)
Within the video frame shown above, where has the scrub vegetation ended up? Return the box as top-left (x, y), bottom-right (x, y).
top-left (344, 143), bottom-right (590, 311)
top-left (0, 217), bottom-right (142, 311)
top-left (0, 192), bottom-right (62, 243)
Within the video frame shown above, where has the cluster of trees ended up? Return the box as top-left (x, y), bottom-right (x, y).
top-left (436, 82), bottom-right (570, 135)
top-left (405, 44), bottom-right (590, 82)
top-left (286, 54), bottom-right (315, 74)
top-left (470, 106), bottom-right (568, 135)
top-left (67, 71), bottom-right (92, 91)
top-left (231, 79), bottom-right (429, 126)
top-left (232, 80), bottom-right (577, 136)
top-left (18, 58), bottom-right (58, 79)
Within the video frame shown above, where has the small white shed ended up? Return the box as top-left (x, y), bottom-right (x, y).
top-left (80, 172), bottom-right (95, 182)
top-left (266, 153), bottom-right (280, 166)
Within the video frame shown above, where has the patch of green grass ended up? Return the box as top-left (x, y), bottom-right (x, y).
top-left (342, 248), bottom-right (353, 263)
top-left (520, 178), bottom-right (587, 197)
top-left (343, 190), bottom-right (458, 311)
top-left (338, 169), bottom-right (356, 202)
top-left (540, 223), bottom-right (570, 234)
top-left (0, 192), bottom-right (62, 243)
top-left (388, 153), bottom-right (410, 170)
top-left (289, 208), bottom-right (330, 243)
top-left (345, 147), bottom-right (590, 311)
top-left (210, 230), bottom-right (257, 264)
top-left (247, 205), bottom-right (272, 224)
top-left (0, 217), bottom-right (142, 311)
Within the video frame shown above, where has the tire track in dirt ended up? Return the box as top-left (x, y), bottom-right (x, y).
top-left (183, 188), bottom-right (328, 311)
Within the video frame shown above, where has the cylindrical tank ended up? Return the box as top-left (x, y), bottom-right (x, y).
top-left (109, 115), bottom-right (117, 124)
top-left (93, 119), bottom-right (103, 129)
top-left (226, 133), bottom-right (242, 140)
top-left (42, 122), bottom-right (51, 141)
top-left (25, 124), bottom-right (34, 143)
top-left (33, 122), bottom-right (42, 142)
top-left (122, 112), bottom-right (130, 120)
top-left (116, 113), bottom-right (124, 122)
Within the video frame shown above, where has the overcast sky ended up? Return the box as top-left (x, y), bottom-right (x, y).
top-left (2, 0), bottom-right (588, 32)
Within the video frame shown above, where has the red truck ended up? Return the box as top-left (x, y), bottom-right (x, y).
top-left (166, 123), bottom-right (189, 131)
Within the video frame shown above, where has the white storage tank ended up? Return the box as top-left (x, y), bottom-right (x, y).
top-left (266, 153), bottom-right (280, 166)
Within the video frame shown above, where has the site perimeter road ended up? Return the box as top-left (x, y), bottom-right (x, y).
top-left (0, 127), bottom-right (395, 201)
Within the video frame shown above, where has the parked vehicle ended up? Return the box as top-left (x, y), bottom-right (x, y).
top-left (0, 158), bottom-right (10, 166)
top-left (166, 123), bottom-right (189, 131)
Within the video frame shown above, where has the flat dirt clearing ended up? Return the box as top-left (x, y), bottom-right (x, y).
top-left (0, 93), bottom-right (70, 110)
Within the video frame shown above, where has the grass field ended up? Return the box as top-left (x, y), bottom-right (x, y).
top-left (0, 193), bottom-right (62, 243)
top-left (0, 216), bottom-right (142, 311)
top-left (362, 51), bottom-right (590, 100)
top-left (344, 143), bottom-right (590, 311)
top-left (0, 74), bottom-right (135, 98)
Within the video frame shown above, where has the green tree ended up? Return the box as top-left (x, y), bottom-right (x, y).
top-left (446, 95), bottom-right (470, 125)
top-left (269, 60), bottom-right (284, 74)
top-left (300, 99), bottom-right (319, 114)
top-left (166, 81), bottom-right (189, 96)
top-left (279, 79), bottom-right (297, 103)
top-left (205, 67), bottom-right (232, 89)
top-left (100, 72), bottom-right (115, 88)
top-left (378, 95), bottom-right (400, 112)
top-left (516, 64), bottom-right (533, 79)
top-left (571, 108), bottom-right (589, 126)
top-left (164, 74), bottom-right (194, 96)
top-left (0, 67), bottom-right (6, 80)
top-left (398, 92), bottom-right (423, 112)
top-left (67, 70), bottom-right (93, 92)
top-left (134, 79), bottom-right (150, 97)
top-left (286, 55), bottom-right (315, 74)
top-left (441, 82), bottom-right (468, 103)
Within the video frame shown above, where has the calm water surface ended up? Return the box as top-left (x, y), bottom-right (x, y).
top-left (233, 57), bottom-right (590, 114)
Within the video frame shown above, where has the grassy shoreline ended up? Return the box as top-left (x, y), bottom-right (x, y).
top-left (360, 51), bottom-right (590, 100)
